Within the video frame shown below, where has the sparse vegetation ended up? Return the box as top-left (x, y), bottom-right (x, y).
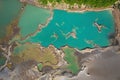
top-left (63, 47), bottom-right (80, 74)
top-left (38, 0), bottom-right (117, 7)
top-left (113, 1), bottom-right (120, 10)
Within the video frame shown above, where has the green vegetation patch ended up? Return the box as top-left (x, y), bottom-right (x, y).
top-left (63, 47), bottom-right (80, 74)
top-left (38, 0), bottom-right (117, 7)
top-left (37, 63), bottom-right (43, 71)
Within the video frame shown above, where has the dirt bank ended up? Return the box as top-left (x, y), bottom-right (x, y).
top-left (112, 8), bottom-right (120, 45)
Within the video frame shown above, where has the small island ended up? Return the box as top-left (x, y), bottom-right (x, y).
top-left (94, 22), bottom-right (105, 32)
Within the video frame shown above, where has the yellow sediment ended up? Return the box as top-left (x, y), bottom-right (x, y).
top-left (11, 43), bottom-right (59, 69)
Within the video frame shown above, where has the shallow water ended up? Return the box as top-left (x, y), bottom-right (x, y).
top-left (63, 47), bottom-right (80, 74)
top-left (0, 0), bottom-right (22, 38)
top-left (27, 9), bottom-right (115, 49)
top-left (18, 4), bottom-right (51, 37)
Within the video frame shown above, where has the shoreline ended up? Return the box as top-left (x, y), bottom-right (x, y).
top-left (19, 0), bottom-right (114, 13)
top-left (112, 8), bottom-right (120, 46)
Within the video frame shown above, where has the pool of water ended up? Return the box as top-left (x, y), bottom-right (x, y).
top-left (18, 4), bottom-right (51, 38)
top-left (26, 9), bottom-right (115, 49)
top-left (0, 0), bottom-right (22, 38)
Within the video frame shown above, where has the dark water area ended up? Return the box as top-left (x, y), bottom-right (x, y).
top-left (0, 0), bottom-right (22, 38)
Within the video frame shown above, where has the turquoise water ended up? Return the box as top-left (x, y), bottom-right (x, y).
top-left (18, 4), bottom-right (51, 38)
top-left (0, 0), bottom-right (22, 38)
top-left (26, 9), bottom-right (115, 49)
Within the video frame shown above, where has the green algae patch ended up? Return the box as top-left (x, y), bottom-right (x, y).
top-left (18, 4), bottom-right (51, 38)
top-left (37, 63), bottom-right (43, 71)
top-left (13, 43), bottom-right (28, 55)
top-left (11, 43), bottom-right (58, 69)
top-left (63, 47), bottom-right (80, 74)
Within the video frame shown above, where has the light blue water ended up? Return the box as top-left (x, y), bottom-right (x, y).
top-left (0, 0), bottom-right (22, 38)
top-left (18, 4), bottom-right (51, 38)
top-left (27, 9), bottom-right (115, 49)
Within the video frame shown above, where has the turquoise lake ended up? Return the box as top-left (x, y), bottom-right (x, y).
top-left (25, 9), bottom-right (115, 49)
top-left (0, 0), bottom-right (22, 38)
top-left (25, 10), bottom-right (115, 49)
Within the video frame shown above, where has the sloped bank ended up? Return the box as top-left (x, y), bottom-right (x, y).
top-left (112, 7), bottom-right (120, 45)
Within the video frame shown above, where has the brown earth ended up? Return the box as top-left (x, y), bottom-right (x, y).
top-left (112, 8), bottom-right (120, 45)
